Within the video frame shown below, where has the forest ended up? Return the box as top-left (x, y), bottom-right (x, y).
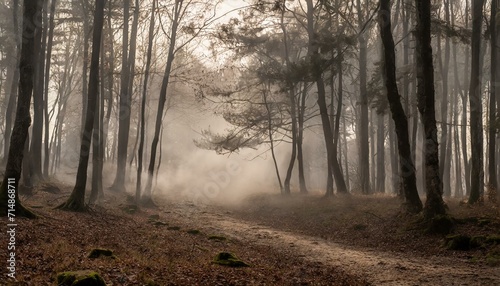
top-left (0, 0), bottom-right (499, 285)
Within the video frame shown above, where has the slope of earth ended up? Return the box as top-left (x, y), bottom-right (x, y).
top-left (0, 183), bottom-right (367, 286)
top-left (211, 193), bottom-right (500, 285)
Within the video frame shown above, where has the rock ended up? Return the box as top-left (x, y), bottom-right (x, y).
top-left (213, 252), bottom-right (250, 267)
top-left (56, 270), bottom-right (106, 286)
top-left (88, 248), bottom-right (114, 259)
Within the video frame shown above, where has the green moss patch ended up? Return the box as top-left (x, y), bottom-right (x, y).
top-left (88, 248), bottom-right (114, 259)
top-left (56, 270), bottom-right (106, 286)
top-left (486, 235), bottom-right (500, 245)
top-left (167, 226), bottom-right (181, 231)
top-left (148, 214), bottom-right (160, 220)
top-left (151, 221), bottom-right (168, 226)
top-left (213, 252), bottom-right (249, 267)
top-left (445, 235), bottom-right (472, 250)
top-left (486, 246), bottom-right (500, 267)
top-left (121, 204), bottom-right (137, 214)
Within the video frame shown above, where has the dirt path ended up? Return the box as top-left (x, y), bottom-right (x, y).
top-left (163, 202), bottom-right (500, 286)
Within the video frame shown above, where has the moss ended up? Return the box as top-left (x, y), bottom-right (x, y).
top-left (208, 235), bottom-right (227, 241)
top-left (470, 236), bottom-right (486, 248)
top-left (186, 229), bottom-right (201, 235)
top-left (213, 252), bottom-right (249, 267)
top-left (57, 270), bottom-right (106, 286)
top-left (167, 226), bottom-right (180, 231)
top-left (88, 248), bottom-right (114, 259)
top-left (445, 235), bottom-right (472, 250)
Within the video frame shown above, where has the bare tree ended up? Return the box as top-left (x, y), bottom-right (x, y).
top-left (414, 0), bottom-right (446, 218)
top-left (0, 0), bottom-right (41, 218)
top-left (58, 0), bottom-right (105, 211)
top-left (379, 0), bottom-right (423, 213)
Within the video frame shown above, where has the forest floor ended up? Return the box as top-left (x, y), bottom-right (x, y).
top-left (1, 181), bottom-right (499, 285)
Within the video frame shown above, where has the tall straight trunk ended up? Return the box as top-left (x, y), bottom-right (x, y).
top-left (43, 0), bottom-right (57, 178)
top-left (462, 0), bottom-right (471, 195)
top-left (370, 110), bottom-right (376, 189)
top-left (59, 0), bottom-right (105, 211)
top-left (357, 0), bottom-right (370, 195)
top-left (379, 0), bottom-right (423, 213)
top-left (488, 0), bottom-right (499, 198)
top-left (3, 0), bottom-right (20, 166)
top-left (438, 0), bottom-right (451, 197)
top-left (143, 0), bottom-right (183, 202)
top-left (30, 0), bottom-right (48, 182)
top-left (468, 0), bottom-right (485, 204)
top-left (0, 0), bottom-right (41, 218)
top-left (80, 0), bottom-right (89, 136)
top-left (376, 114), bottom-right (385, 193)
top-left (136, 0), bottom-right (156, 204)
top-left (388, 115), bottom-right (400, 195)
top-left (126, 0), bottom-right (140, 162)
top-left (283, 87), bottom-right (298, 194)
top-left (280, 8), bottom-right (297, 195)
top-left (103, 2), bottom-right (114, 163)
top-left (342, 113), bottom-right (350, 191)
top-left (90, 34), bottom-right (106, 205)
top-left (111, 0), bottom-right (131, 192)
top-left (453, 105), bottom-right (463, 198)
top-left (415, 0), bottom-right (446, 218)
top-left (297, 83), bottom-right (308, 193)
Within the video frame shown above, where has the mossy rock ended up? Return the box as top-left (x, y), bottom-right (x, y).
top-left (213, 252), bottom-right (249, 267)
top-left (57, 270), bottom-right (106, 286)
top-left (426, 215), bottom-right (455, 235)
top-left (208, 235), bottom-right (227, 241)
top-left (187, 229), bottom-right (201, 235)
top-left (470, 236), bottom-right (487, 248)
top-left (445, 235), bottom-right (472, 250)
top-left (167, 226), bottom-right (180, 231)
top-left (88, 248), bottom-right (114, 259)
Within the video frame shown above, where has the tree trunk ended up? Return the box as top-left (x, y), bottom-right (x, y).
top-left (263, 84), bottom-right (283, 192)
top-left (30, 0), bottom-right (48, 182)
top-left (3, 0), bottom-right (20, 167)
top-left (376, 114), bottom-right (385, 193)
top-left (58, 0), bottom-right (105, 211)
top-left (488, 0), bottom-right (499, 199)
top-left (357, 0), bottom-right (370, 195)
top-left (297, 83), bottom-right (308, 193)
top-left (468, 0), bottom-right (485, 204)
top-left (143, 0), bottom-right (183, 204)
top-left (0, 0), bottom-right (41, 218)
top-left (136, 0), bottom-right (156, 205)
top-left (415, 0), bottom-right (446, 218)
top-left (379, 0), bottom-right (423, 213)
top-left (111, 0), bottom-right (131, 192)
top-left (43, 0), bottom-right (57, 178)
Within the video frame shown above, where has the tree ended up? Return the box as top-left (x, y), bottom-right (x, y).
top-left (468, 0), bottom-right (485, 204)
top-left (378, 0), bottom-right (423, 213)
top-left (110, 0), bottom-right (131, 192)
top-left (58, 0), bottom-right (105, 211)
top-left (414, 0), bottom-right (446, 218)
top-left (136, 0), bottom-right (156, 205)
top-left (357, 0), bottom-right (371, 195)
top-left (0, 0), bottom-right (41, 218)
top-left (488, 0), bottom-right (499, 200)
